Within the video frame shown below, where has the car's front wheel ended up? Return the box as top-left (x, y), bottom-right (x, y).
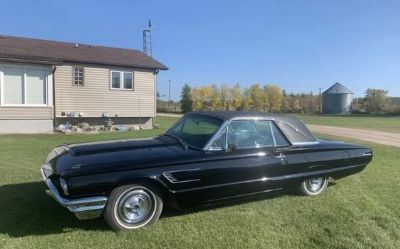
top-left (298, 176), bottom-right (328, 196)
top-left (104, 184), bottom-right (163, 230)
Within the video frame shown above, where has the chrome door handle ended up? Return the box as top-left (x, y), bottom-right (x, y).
top-left (275, 153), bottom-right (286, 159)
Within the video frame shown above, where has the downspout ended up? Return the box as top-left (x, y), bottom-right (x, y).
top-left (153, 69), bottom-right (159, 128)
top-left (52, 65), bottom-right (57, 130)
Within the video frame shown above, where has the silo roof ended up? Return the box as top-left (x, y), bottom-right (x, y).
top-left (323, 82), bottom-right (353, 94)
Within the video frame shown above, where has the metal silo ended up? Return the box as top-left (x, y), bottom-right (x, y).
top-left (322, 82), bottom-right (353, 114)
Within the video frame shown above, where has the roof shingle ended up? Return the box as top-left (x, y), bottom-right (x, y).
top-left (0, 35), bottom-right (168, 70)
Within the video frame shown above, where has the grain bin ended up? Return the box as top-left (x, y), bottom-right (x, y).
top-left (322, 82), bottom-right (353, 114)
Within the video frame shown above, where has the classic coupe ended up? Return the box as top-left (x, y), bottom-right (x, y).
top-left (41, 112), bottom-right (372, 230)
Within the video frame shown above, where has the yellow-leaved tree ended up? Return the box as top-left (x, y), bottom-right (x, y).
top-left (264, 85), bottom-right (283, 112)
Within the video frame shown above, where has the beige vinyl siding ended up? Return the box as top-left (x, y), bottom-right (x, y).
top-left (54, 65), bottom-right (156, 118)
top-left (0, 106), bottom-right (53, 119)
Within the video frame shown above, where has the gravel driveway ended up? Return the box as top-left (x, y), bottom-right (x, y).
top-left (308, 125), bottom-right (400, 148)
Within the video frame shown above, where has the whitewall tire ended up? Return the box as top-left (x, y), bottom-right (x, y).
top-left (298, 176), bottom-right (328, 196)
top-left (104, 184), bottom-right (163, 230)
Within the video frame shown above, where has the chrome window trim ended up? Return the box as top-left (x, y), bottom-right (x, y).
top-left (291, 141), bottom-right (320, 145)
top-left (269, 121), bottom-right (277, 146)
top-left (204, 117), bottom-right (292, 151)
top-left (203, 120), bottom-right (231, 151)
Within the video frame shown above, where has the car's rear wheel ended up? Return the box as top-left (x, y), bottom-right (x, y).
top-left (104, 184), bottom-right (163, 230)
top-left (298, 176), bottom-right (328, 196)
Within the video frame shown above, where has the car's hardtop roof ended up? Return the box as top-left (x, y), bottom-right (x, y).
top-left (185, 111), bottom-right (317, 144)
top-left (186, 111), bottom-right (287, 121)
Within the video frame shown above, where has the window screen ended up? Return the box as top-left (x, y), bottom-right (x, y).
top-left (3, 67), bottom-right (24, 104)
top-left (26, 69), bottom-right (46, 104)
top-left (123, 72), bottom-right (133, 90)
top-left (111, 71), bottom-right (121, 89)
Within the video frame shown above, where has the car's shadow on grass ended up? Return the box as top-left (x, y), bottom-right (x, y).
top-left (0, 181), bottom-right (336, 237)
top-left (0, 181), bottom-right (109, 237)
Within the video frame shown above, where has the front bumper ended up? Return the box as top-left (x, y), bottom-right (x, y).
top-left (41, 166), bottom-right (108, 220)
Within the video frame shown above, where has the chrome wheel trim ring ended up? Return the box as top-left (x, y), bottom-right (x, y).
top-left (114, 187), bottom-right (157, 229)
top-left (305, 177), bottom-right (325, 193)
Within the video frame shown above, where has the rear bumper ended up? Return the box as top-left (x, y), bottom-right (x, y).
top-left (41, 166), bottom-right (107, 220)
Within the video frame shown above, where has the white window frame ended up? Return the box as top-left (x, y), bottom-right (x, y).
top-left (72, 66), bottom-right (84, 86)
top-left (0, 64), bottom-right (52, 107)
top-left (110, 70), bottom-right (134, 91)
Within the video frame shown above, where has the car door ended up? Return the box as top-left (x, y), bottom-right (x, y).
top-left (201, 119), bottom-right (292, 203)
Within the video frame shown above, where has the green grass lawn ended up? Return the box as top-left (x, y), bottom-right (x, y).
top-left (297, 114), bottom-right (400, 133)
top-left (0, 116), bottom-right (399, 249)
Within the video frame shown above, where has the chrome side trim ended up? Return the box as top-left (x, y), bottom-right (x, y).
top-left (291, 141), bottom-right (320, 145)
top-left (172, 164), bottom-right (365, 194)
top-left (263, 164), bottom-right (365, 181)
top-left (162, 168), bottom-right (201, 184)
top-left (163, 168), bottom-right (201, 174)
top-left (162, 172), bottom-right (178, 183)
top-left (204, 187), bottom-right (283, 203)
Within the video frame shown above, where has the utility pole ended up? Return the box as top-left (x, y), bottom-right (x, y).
top-left (168, 79), bottom-right (171, 112)
top-left (319, 88), bottom-right (323, 113)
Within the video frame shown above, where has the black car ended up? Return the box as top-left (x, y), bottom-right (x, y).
top-left (41, 111), bottom-right (373, 230)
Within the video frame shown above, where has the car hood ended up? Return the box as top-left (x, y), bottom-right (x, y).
top-left (49, 136), bottom-right (199, 177)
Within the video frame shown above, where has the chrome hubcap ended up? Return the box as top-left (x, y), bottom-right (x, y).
top-left (305, 177), bottom-right (325, 192)
top-left (118, 189), bottom-right (153, 224)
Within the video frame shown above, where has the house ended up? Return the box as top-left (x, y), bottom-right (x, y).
top-left (0, 35), bottom-right (168, 133)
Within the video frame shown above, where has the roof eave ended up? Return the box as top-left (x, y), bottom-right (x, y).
top-left (0, 56), bottom-right (169, 70)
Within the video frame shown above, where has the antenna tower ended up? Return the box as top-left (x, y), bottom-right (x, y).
top-left (143, 20), bottom-right (152, 56)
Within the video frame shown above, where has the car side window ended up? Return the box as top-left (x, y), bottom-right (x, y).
top-left (210, 128), bottom-right (227, 150)
top-left (210, 120), bottom-right (289, 150)
top-left (228, 120), bottom-right (275, 149)
top-left (271, 122), bottom-right (290, 146)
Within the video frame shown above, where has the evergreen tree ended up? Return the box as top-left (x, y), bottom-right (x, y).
top-left (180, 84), bottom-right (193, 113)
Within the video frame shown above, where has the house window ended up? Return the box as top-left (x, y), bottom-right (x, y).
top-left (123, 72), bottom-right (133, 89)
top-left (110, 71), bottom-right (133, 90)
top-left (1, 66), bottom-right (47, 105)
top-left (111, 71), bottom-right (121, 89)
top-left (73, 67), bottom-right (84, 86)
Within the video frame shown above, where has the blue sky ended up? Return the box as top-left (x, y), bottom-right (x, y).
top-left (1, 0), bottom-right (400, 100)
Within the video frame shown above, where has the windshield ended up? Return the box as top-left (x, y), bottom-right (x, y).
top-left (165, 115), bottom-right (223, 149)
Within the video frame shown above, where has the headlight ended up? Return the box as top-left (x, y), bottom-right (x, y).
top-left (59, 178), bottom-right (69, 195)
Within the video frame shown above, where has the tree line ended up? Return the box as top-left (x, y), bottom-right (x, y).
top-left (180, 83), bottom-right (400, 114)
top-left (352, 89), bottom-right (400, 114)
top-left (180, 83), bottom-right (320, 114)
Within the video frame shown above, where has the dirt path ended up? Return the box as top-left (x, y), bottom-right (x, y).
top-left (308, 125), bottom-right (400, 148)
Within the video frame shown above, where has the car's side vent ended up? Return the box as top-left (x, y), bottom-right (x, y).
top-left (162, 168), bottom-right (201, 184)
top-left (163, 172), bottom-right (178, 183)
